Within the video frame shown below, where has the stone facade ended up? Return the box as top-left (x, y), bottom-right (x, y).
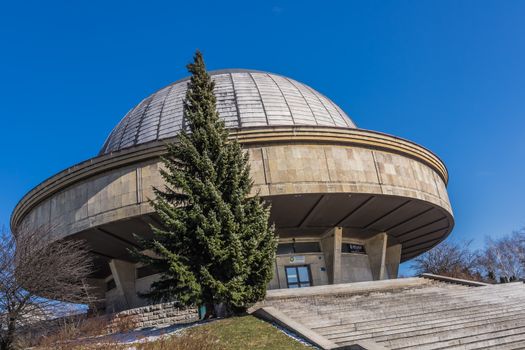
top-left (11, 126), bottom-right (453, 311)
top-left (109, 302), bottom-right (198, 329)
top-left (13, 128), bottom-right (451, 241)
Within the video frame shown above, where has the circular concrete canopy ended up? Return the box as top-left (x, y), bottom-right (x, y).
top-left (100, 69), bottom-right (356, 155)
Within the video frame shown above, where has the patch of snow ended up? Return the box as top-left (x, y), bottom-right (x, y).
top-left (270, 322), bottom-right (320, 349)
top-left (71, 318), bottom-right (318, 349)
top-left (79, 320), bottom-right (208, 349)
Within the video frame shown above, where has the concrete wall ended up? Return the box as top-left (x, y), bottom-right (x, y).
top-left (267, 233), bottom-right (395, 292)
top-left (341, 254), bottom-right (373, 282)
top-left (108, 259), bottom-right (138, 311)
top-left (14, 129), bottom-right (452, 242)
top-left (247, 144), bottom-right (451, 213)
top-left (269, 253), bottom-right (328, 289)
top-left (320, 227), bottom-right (342, 284)
top-left (106, 287), bottom-right (124, 313)
top-left (17, 160), bottom-right (160, 240)
top-left (105, 262), bottom-right (164, 311)
top-left (385, 244), bottom-right (402, 279)
top-left (135, 273), bottom-right (162, 298)
top-left (365, 233), bottom-right (388, 280)
top-left (109, 302), bottom-right (198, 329)
top-left (268, 261), bottom-right (280, 290)
top-left (102, 231), bottom-right (399, 309)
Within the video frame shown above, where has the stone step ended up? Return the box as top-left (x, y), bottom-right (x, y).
top-left (278, 285), bottom-right (471, 309)
top-left (283, 286), bottom-right (525, 319)
top-left (399, 329), bottom-right (525, 350)
top-left (266, 282), bottom-right (470, 306)
top-left (272, 290), bottom-right (525, 319)
top-left (261, 280), bottom-right (525, 350)
top-left (294, 287), bottom-right (525, 311)
top-left (298, 297), bottom-right (520, 326)
top-left (474, 338), bottom-right (525, 350)
top-left (264, 277), bottom-right (435, 301)
top-left (320, 303), bottom-right (525, 339)
top-left (304, 296), bottom-right (525, 329)
top-left (330, 310), bottom-right (525, 344)
top-left (303, 287), bottom-right (525, 316)
top-left (383, 318), bottom-right (525, 349)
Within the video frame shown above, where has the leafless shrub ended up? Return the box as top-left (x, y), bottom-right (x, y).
top-left (0, 225), bottom-right (94, 350)
top-left (34, 314), bottom-right (119, 349)
top-left (37, 328), bottom-right (220, 350)
top-left (410, 240), bottom-right (484, 280)
top-left (411, 229), bottom-right (525, 283)
top-left (480, 229), bottom-right (525, 282)
top-left (32, 314), bottom-right (217, 350)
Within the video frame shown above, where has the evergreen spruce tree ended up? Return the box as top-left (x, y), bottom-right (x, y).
top-left (141, 51), bottom-right (277, 315)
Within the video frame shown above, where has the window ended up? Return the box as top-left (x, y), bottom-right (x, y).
top-left (285, 265), bottom-right (312, 288)
top-left (341, 243), bottom-right (366, 254)
top-left (277, 242), bottom-right (321, 255)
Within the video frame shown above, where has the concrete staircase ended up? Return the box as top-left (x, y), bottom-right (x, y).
top-left (259, 277), bottom-right (525, 349)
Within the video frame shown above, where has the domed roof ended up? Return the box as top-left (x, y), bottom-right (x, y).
top-left (100, 69), bottom-right (356, 154)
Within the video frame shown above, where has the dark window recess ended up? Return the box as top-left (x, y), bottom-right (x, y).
top-left (106, 278), bottom-right (116, 292)
top-left (277, 242), bottom-right (321, 255)
top-left (342, 243), bottom-right (366, 254)
top-left (137, 264), bottom-right (163, 279)
top-left (285, 265), bottom-right (312, 288)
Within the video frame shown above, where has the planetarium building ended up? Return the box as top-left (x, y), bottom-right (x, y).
top-left (11, 70), bottom-right (453, 311)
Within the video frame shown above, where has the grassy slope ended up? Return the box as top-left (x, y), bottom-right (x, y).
top-left (139, 315), bottom-right (311, 350)
top-left (39, 315), bottom-right (311, 349)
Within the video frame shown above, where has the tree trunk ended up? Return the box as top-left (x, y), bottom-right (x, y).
top-left (1, 317), bottom-right (16, 350)
top-left (203, 303), bottom-right (216, 319)
top-left (214, 303), bottom-right (229, 318)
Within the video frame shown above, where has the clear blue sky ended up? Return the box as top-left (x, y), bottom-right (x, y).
top-left (1, 1), bottom-right (524, 275)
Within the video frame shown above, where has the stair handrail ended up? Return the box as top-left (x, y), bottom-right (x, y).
top-left (421, 273), bottom-right (490, 287)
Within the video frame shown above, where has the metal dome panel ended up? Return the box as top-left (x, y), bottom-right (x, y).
top-left (100, 70), bottom-right (356, 154)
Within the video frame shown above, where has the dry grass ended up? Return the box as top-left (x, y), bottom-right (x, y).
top-left (135, 331), bottom-right (222, 350)
top-left (137, 315), bottom-right (309, 350)
top-left (27, 313), bottom-right (137, 349)
top-left (32, 325), bottom-right (220, 350)
top-left (28, 314), bottom-right (309, 350)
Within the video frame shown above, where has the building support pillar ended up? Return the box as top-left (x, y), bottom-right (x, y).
top-left (109, 259), bottom-right (136, 310)
top-left (320, 226), bottom-right (342, 284)
top-left (385, 243), bottom-right (402, 279)
top-left (365, 232), bottom-right (387, 280)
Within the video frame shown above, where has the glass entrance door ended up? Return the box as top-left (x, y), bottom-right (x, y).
top-left (285, 265), bottom-right (311, 288)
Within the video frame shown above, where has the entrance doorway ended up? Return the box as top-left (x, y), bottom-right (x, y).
top-left (285, 265), bottom-right (312, 288)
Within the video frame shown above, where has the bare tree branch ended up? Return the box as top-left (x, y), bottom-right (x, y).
top-left (411, 228), bottom-right (525, 284)
top-left (0, 225), bottom-right (94, 350)
top-left (480, 228), bottom-right (525, 282)
top-left (410, 239), bottom-right (484, 280)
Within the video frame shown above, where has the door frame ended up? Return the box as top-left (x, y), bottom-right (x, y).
top-left (284, 265), bottom-right (313, 288)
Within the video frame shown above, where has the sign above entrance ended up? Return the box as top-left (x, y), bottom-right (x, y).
top-left (342, 243), bottom-right (366, 254)
top-left (289, 256), bottom-right (306, 264)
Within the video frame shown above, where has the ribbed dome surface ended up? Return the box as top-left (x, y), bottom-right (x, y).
top-left (100, 69), bottom-right (356, 154)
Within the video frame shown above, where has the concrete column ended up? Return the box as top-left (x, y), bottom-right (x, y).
top-left (385, 243), bottom-right (402, 279)
top-left (109, 259), bottom-right (136, 309)
top-left (320, 227), bottom-right (342, 284)
top-left (365, 232), bottom-right (387, 280)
